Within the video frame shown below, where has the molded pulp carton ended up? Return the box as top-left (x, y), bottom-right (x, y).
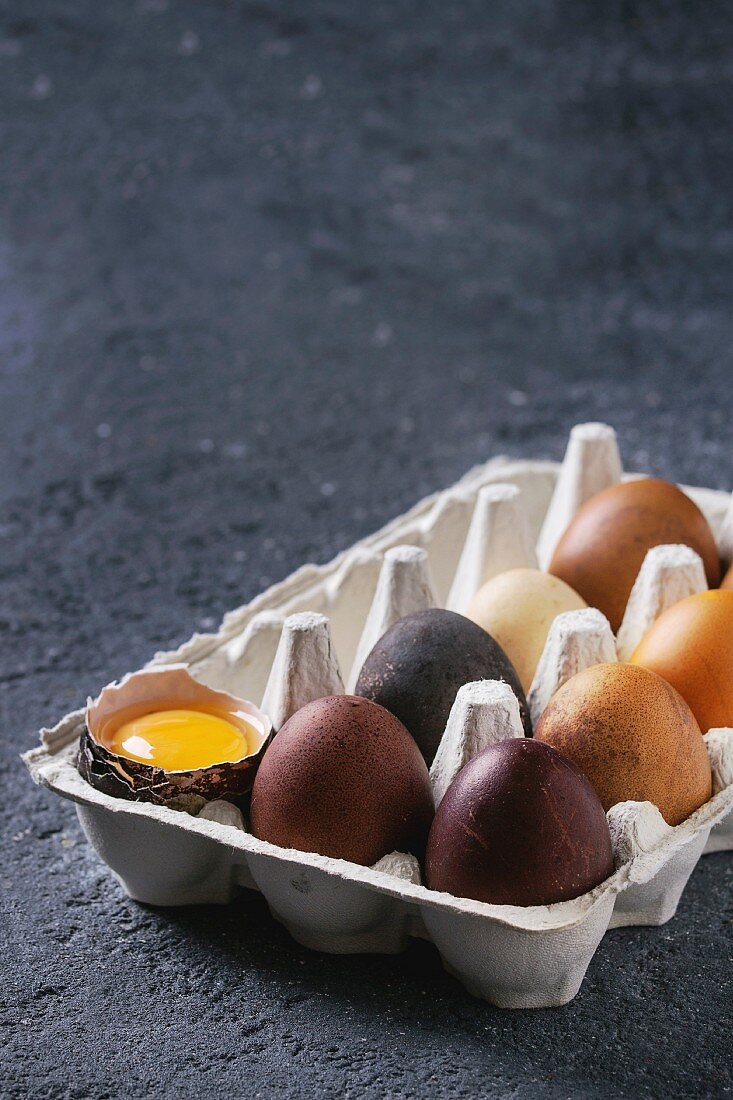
top-left (24, 425), bottom-right (733, 1008)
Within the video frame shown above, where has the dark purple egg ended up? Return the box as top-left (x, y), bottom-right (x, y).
top-left (425, 738), bottom-right (614, 906)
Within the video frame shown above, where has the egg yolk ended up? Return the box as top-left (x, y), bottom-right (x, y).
top-left (107, 709), bottom-right (252, 771)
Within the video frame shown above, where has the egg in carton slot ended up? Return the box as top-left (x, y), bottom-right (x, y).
top-left (23, 423), bottom-right (733, 1007)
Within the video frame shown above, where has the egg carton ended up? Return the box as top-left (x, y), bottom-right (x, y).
top-left (24, 423), bottom-right (733, 1007)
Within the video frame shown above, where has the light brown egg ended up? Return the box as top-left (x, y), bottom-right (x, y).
top-left (465, 568), bottom-right (587, 691)
top-left (548, 478), bottom-right (719, 631)
top-left (630, 589), bottom-right (733, 733)
top-left (534, 663), bottom-right (711, 826)
top-left (722, 562), bottom-right (733, 591)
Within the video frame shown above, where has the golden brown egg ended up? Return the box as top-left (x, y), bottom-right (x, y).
top-left (630, 589), bottom-right (733, 733)
top-left (722, 561), bottom-right (733, 591)
top-left (534, 663), bottom-right (711, 826)
top-left (465, 568), bottom-right (587, 691)
top-left (548, 478), bottom-right (719, 631)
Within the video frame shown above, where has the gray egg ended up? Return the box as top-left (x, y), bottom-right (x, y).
top-left (354, 608), bottom-right (532, 764)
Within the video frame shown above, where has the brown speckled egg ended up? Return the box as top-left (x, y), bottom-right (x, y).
top-left (425, 739), bottom-right (613, 906)
top-left (250, 695), bottom-right (434, 865)
top-left (354, 608), bottom-right (531, 765)
top-left (535, 663), bottom-right (711, 825)
top-left (630, 589), bottom-right (733, 733)
top-left (548, 478), bottom-right (719, 631)
top-left (722, 562), bottom-right (733, 591)
top-left (465, 568), bottom-right (587, 691)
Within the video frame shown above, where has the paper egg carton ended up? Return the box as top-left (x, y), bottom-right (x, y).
top-left (24, 424), bottom-right (733, 1008)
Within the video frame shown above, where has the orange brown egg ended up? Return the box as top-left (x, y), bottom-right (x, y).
top-left (548, 478), bottom-right (719, 631)
top-left (630, 589), bottom-right (733, 733)
top-left (534, 662), bottom-right (712, 826)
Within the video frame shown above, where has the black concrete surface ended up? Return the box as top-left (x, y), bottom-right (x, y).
top-left (2, 1), bottom-right (732, 1096)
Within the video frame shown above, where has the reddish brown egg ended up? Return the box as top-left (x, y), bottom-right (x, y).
top-left (630, 589), bottom-right (733, 733)
top-left (548, 478), bottom-right (719, 631)
top-left (250, 695), bottom-right (434, 865)
top-left (425, 738), bottom-right (613, 906)
top-left (535, 663), bottom-right (712, 825)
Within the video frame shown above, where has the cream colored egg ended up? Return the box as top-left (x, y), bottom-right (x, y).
top-left (465, 568), bottom-right (587, 691)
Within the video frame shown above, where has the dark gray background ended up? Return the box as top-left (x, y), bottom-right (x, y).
top-left (2, 1), bottom-right (732, 1096)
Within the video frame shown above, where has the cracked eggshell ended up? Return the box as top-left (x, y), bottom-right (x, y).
top-left (466, 568), bottom-right (587, 692)
top-left (354, 608), bottom-right (532, 765)
top-left (77, 665), bottom-right (271, 808)
top-left (548, 478), bottom-right (720, 632)
top-left (535, 663), bottom-right (712, 826)
top-left (425, 739), bottom-right (614, 906)
top-left (250, 695), bottom-right (434, 866)
top-left (630, 589), bottom-right (733, 733)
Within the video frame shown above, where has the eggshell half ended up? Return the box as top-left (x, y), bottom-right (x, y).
top-left (721, 562), bottom-right (733, 590)
top-left (534, 663), bottom-right (712, 826)
top-left (465, 568), bottom-right (587, 691)
top-left (548, 478), bottom-right (719, 631)
top-left (77, 665), bottom-right (271, 808)
top-left (630, 589), bottom-right (733, 733)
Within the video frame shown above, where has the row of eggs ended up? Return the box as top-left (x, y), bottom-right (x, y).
top-left (78, 476), bottom-right (733, 909)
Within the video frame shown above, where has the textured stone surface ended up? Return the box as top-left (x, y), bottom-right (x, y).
top-left (1, 0), bottom-right (732, 1096)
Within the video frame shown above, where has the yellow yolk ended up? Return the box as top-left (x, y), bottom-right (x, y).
top-left (107, 709), bottom-right (252, 771)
